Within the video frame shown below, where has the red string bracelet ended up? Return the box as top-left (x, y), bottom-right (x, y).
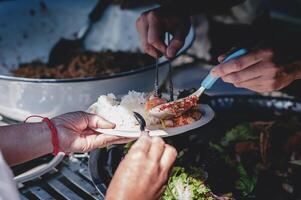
top-left (24, 115), bottom-right (60, 155)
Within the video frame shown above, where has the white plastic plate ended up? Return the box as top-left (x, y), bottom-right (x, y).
top-left (94, 104), bottom-right (215, 138)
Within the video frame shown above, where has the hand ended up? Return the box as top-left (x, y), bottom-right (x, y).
top-left (52, 111), bottom-right (132, 153)
top-left (136, 7), bottom-right (191, 59)
top-left (211, 49), bottom-right (301, 93)
top-left (106, 133), bottom-right (177, 200)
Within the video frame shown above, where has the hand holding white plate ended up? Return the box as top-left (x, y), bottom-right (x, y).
top-left (94, 104), bottom-right (214, 138)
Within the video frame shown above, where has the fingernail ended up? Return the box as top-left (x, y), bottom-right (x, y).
top-left (111, 123), bottom-right (116, 128)
top-left (102, 120), bottom-right (116, 129)
top-left (167, 48), bottom-right (176, 58)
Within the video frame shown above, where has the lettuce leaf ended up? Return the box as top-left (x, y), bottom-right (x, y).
top-left (221, 123), bottom-right (257, 146)
top-left (234, 162), bottom-right (257, 196)
top-left (161, 167), bottom-right (215, 200)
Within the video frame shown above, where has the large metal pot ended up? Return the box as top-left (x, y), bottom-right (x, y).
top-left (0, 0), bottom-right (195, 121)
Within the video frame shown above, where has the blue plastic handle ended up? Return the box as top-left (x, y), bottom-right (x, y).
top-left (201, 48), bottom-right (248, 89)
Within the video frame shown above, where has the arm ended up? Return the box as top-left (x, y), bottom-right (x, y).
top-left (0, 122), bottom-right (52, 166)
top-left (0, 111), bottom-right (132, 166)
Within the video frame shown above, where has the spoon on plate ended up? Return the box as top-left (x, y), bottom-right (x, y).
top-left (149, 48), bottom-right (248, 119)
top-left (133, 112), bottom-right (146, 132)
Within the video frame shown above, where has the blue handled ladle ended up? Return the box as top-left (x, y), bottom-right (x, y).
top-left (149, 48), bottom-right (248, 119)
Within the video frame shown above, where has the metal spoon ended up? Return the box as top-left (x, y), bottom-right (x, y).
top-left (149, 48), bottom-right (248, 119)
top-left (133, 111), bottom-right (146, 132)
top-left (167, 33), bottom-right (174, 101)
top-left (153, 33), bottom-right (173, 98)
top-left (48, 0), bottom-right (109, 67)
top-left (154, 58), bottom-right (160, 96)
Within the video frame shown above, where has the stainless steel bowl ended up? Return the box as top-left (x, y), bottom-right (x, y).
top-left (0, 1), bottom-right (195, 121)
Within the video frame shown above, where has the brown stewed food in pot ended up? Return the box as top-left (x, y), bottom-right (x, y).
top-left (12, 51), bottom-right (154, 79)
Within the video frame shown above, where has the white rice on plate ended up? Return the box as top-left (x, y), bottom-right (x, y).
top-left (88, 91), bottom-right (160, 130)
top-left (88, 91), bottom-right (215, 138)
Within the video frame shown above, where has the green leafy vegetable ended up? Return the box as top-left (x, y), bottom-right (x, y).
top-left (235, 162), bottom-right (257, 196)
top-left (161, 167), bottom-right (215, 200)
top-left (123, 141), bottom-right (135, 154)
top-left (221, 123), bottom-right (257, 146)
top-left (209, 123), bottom-right (259, 197)
top-left (209, 142), bottom-right (224, 154)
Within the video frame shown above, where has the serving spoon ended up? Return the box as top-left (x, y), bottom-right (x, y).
top-left (48, 0), bottom-right (109, 67)
top-left (133, 111), bottom-right (146, 132)
top-left (149, 48), bottom-right (248, 119)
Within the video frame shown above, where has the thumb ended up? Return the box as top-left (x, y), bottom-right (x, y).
top-left (90, 135), bottom-right (133, 149)
top-left (218, 54), bottom-right (226, 63)
top-left (72, 135), bottom-right (132, 152)
top-left (87, 114), bottom-right (116, 129)
top-left (166, 32), bottom-right (185, 59)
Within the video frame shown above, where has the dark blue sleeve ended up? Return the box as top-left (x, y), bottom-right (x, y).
top-left (158, 0), bottom-right (245, 15)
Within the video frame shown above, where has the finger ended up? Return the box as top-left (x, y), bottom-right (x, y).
top-left (155, 185), bottom-right (167, 200)
top-left (143, 43), bottom-right (161, 58)
top-left (238, 82), bottom-right (277, 93)
top-left (136, 14), bottom-right (148, 48)
top-left (81, 129), bottom-right (97, 136)
top-left (148, 137), bottom-right (166, 161)
top-left (136, 14), bottom-right (161, 58)
top-left (86, 114), bottom-right (115, 129)
top-left (218, 47), bottom-right (238, 63)
top-left (218, 54), bottom-right (226, 63)
top-left (166, 33), bottom-right (185, 59)
top-left (234, 79), bottom-right (261, 89)
top-left (223, 60), bottom-right (279, 84)
top-left (160, 144), bottom-right (177, 171)
top-left (148, 16), bottom-right (167, 55)
top-left (86, 134), bottom-right (133, 150)
top-left (129, 132), bottom-right (152, 154)
top-left (100, 135), bottom-right (135, 146)
top-left (221, 62), bottom-right (264, 83)
top-left (234, 77), bottom-right (273, 93)
top-left (211, 50), bottom-right (267, 77)
top-left (238, 84), bottom-right (268, 93)
top-left (245, 86), bottom-right (268, 93)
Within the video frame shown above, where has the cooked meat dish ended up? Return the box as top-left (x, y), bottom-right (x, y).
top-left (88, 91), bottom-right (203, 132)
top-left (145, 94), bottom-right (202, 128)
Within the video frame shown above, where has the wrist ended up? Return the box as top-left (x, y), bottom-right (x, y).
top-left (24, 115), bottom-right (61, 155)
top-left (38, 121), bottom-right (54, 155)
top-left (41, 117), bottom-right (62, 155)
top-left (0, 120), bottom-right (55, 166)
top-left (51, 119), bottom-right (71, 154)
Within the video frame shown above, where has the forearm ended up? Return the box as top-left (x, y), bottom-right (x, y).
top-left (0, 122), bottom-right (52, 166)
top-left (158, 0), bottom-right (245, 16)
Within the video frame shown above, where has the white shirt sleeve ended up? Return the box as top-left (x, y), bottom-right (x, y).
top-left (0, 151), bottom-right (20, 200)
